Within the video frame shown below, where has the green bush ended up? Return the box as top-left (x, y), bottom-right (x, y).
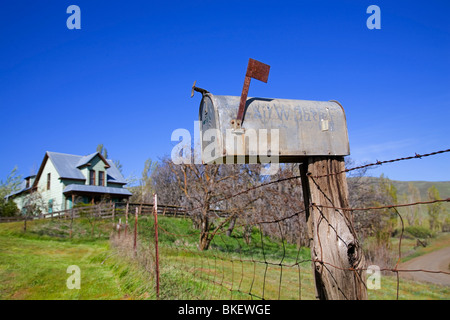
top-left (404, 226), bottom-right (434, 239)
top-left (0, 199), bottom-right (19, 217)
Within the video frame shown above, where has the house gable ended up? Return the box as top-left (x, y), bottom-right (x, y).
top-left (33, 153), bottom-right (65, 212)
top-left (80, 154), bottom-right (110, 187)
top-left (76, 152), bottom-right (110, 170)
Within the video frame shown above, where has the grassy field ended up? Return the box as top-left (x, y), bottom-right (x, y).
top-left (0, 218), bottom-right (129, 299)
top-left (0, 216), bottom-right (448, 300)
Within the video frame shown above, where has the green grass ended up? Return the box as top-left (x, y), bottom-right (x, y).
top-left (0, 216), bottom-right (448, 300)
top-left (0, 223), bottom-right (124, 299)
top-left (127, 216), bottom-right (450, 300)
top-left (367, 274), bottom-right (450, 300)
top-left (396, 232), bottom-right (450, 263)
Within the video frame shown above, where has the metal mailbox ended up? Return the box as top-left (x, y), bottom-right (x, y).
top-left (198, 93), bottom-right (350, 164)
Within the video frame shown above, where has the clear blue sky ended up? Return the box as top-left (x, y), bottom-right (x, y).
top-left (0, 0), bottom-right (449, 182)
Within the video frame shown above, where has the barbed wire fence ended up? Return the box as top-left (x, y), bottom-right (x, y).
top-left (111, 148), bottom-right (450, 300)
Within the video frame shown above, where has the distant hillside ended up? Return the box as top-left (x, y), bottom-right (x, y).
top-left (390, 180), bottom-right (450, 200)
top-left (350, 177), bottom-right (450, 201)
top-left (347, 177), bottom-right (449, 223)
top-left (348, 177), bottom-right (450, 210)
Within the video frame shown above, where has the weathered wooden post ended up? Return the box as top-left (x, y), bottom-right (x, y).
top-left (300, 159), bottom-right (367, 300)
top-left (124, 201), bottom-right (129, 237)
top-left (133, 206), bottom-right (139, 255)
top-left (111, 200), bottom-right (115, 229)
top-left (195, 58), bottom-right (367, 300)
top-left (117, 218), bottom-right (122, 239)
top-left (70, 207), bottom-right (74, 239)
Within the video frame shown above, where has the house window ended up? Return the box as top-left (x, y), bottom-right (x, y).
top-left (89, 170), bottom-right (96, 185)
top-left (26, 179), bottom-right (30, 189)
top-left (47, 173), bottom-right (51, 190)
top-left (99, 171), bottom-right (105, 186)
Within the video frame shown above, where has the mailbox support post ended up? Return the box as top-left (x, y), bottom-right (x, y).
top-left (300, 157), bottom-right (367, 300)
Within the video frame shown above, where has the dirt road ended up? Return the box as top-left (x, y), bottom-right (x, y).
top-left (399, 246), bottom-right (450, 286)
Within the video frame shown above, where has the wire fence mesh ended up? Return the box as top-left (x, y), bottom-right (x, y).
top-left (4, 148), bottom-right (449, 299)
top-left (106, 148), bottom-right (450, 300)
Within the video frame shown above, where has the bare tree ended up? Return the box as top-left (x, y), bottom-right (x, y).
top-left (151, 157), bottom-right (185, 206)
top-left (22, 190), bottom-right (48, 232)
top-left (129, 158), bottom-right (158, 204)
top-left (168, 161), bottom-right (257, 250)
top-left (162, 155), bottom-right (310, 251)
top-left (239, 164), bottom-right (307, 247)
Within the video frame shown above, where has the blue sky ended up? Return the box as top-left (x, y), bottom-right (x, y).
top-left (0, 0), bottom-right (449, 182)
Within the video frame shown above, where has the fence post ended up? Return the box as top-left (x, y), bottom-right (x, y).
top-left (70, 205), bottom-right (74, 239)
top-left (111, 201), bottom-right (115, 228)
top-left (300, 157), bottom-right (367, 300)
top-left (133, 207), bottom-right (139, 255)
top-left (124, 201), bottom-right (129, 237)
top-left (153, 194), bottom-right (160, 299)
top-left (69, 194), bottom-right (74, 226)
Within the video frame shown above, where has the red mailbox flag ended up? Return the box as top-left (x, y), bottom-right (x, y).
top-left (246, 58), bottom-right (270, 83)
top-left (235, 58), bottom-right (270, 127)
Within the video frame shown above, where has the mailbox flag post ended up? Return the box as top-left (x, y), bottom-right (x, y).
top-left (234, 58), bottom-right (270, 128)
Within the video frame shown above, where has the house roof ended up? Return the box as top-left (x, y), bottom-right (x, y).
top-left (31, 151), bottom-right (127, 187)
top-left (63, 184), bottom-right (132, 196)
top-left (47, 152), bottom-right (86, 180)
top-left (4, 180), bottom-right (32, 199)
top-left (76, 152), bottom-right (97, 168)
top-left (105, 159), bottom-right (126, 184)
top-left (48, 151), bottom-right (122, 182)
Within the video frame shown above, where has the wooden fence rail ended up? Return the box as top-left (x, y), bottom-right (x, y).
top-left (0, 202), bottom-right (190, 224)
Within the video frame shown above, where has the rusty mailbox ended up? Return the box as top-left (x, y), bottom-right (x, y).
top-left (194, 59), bottom-right (350, 164)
